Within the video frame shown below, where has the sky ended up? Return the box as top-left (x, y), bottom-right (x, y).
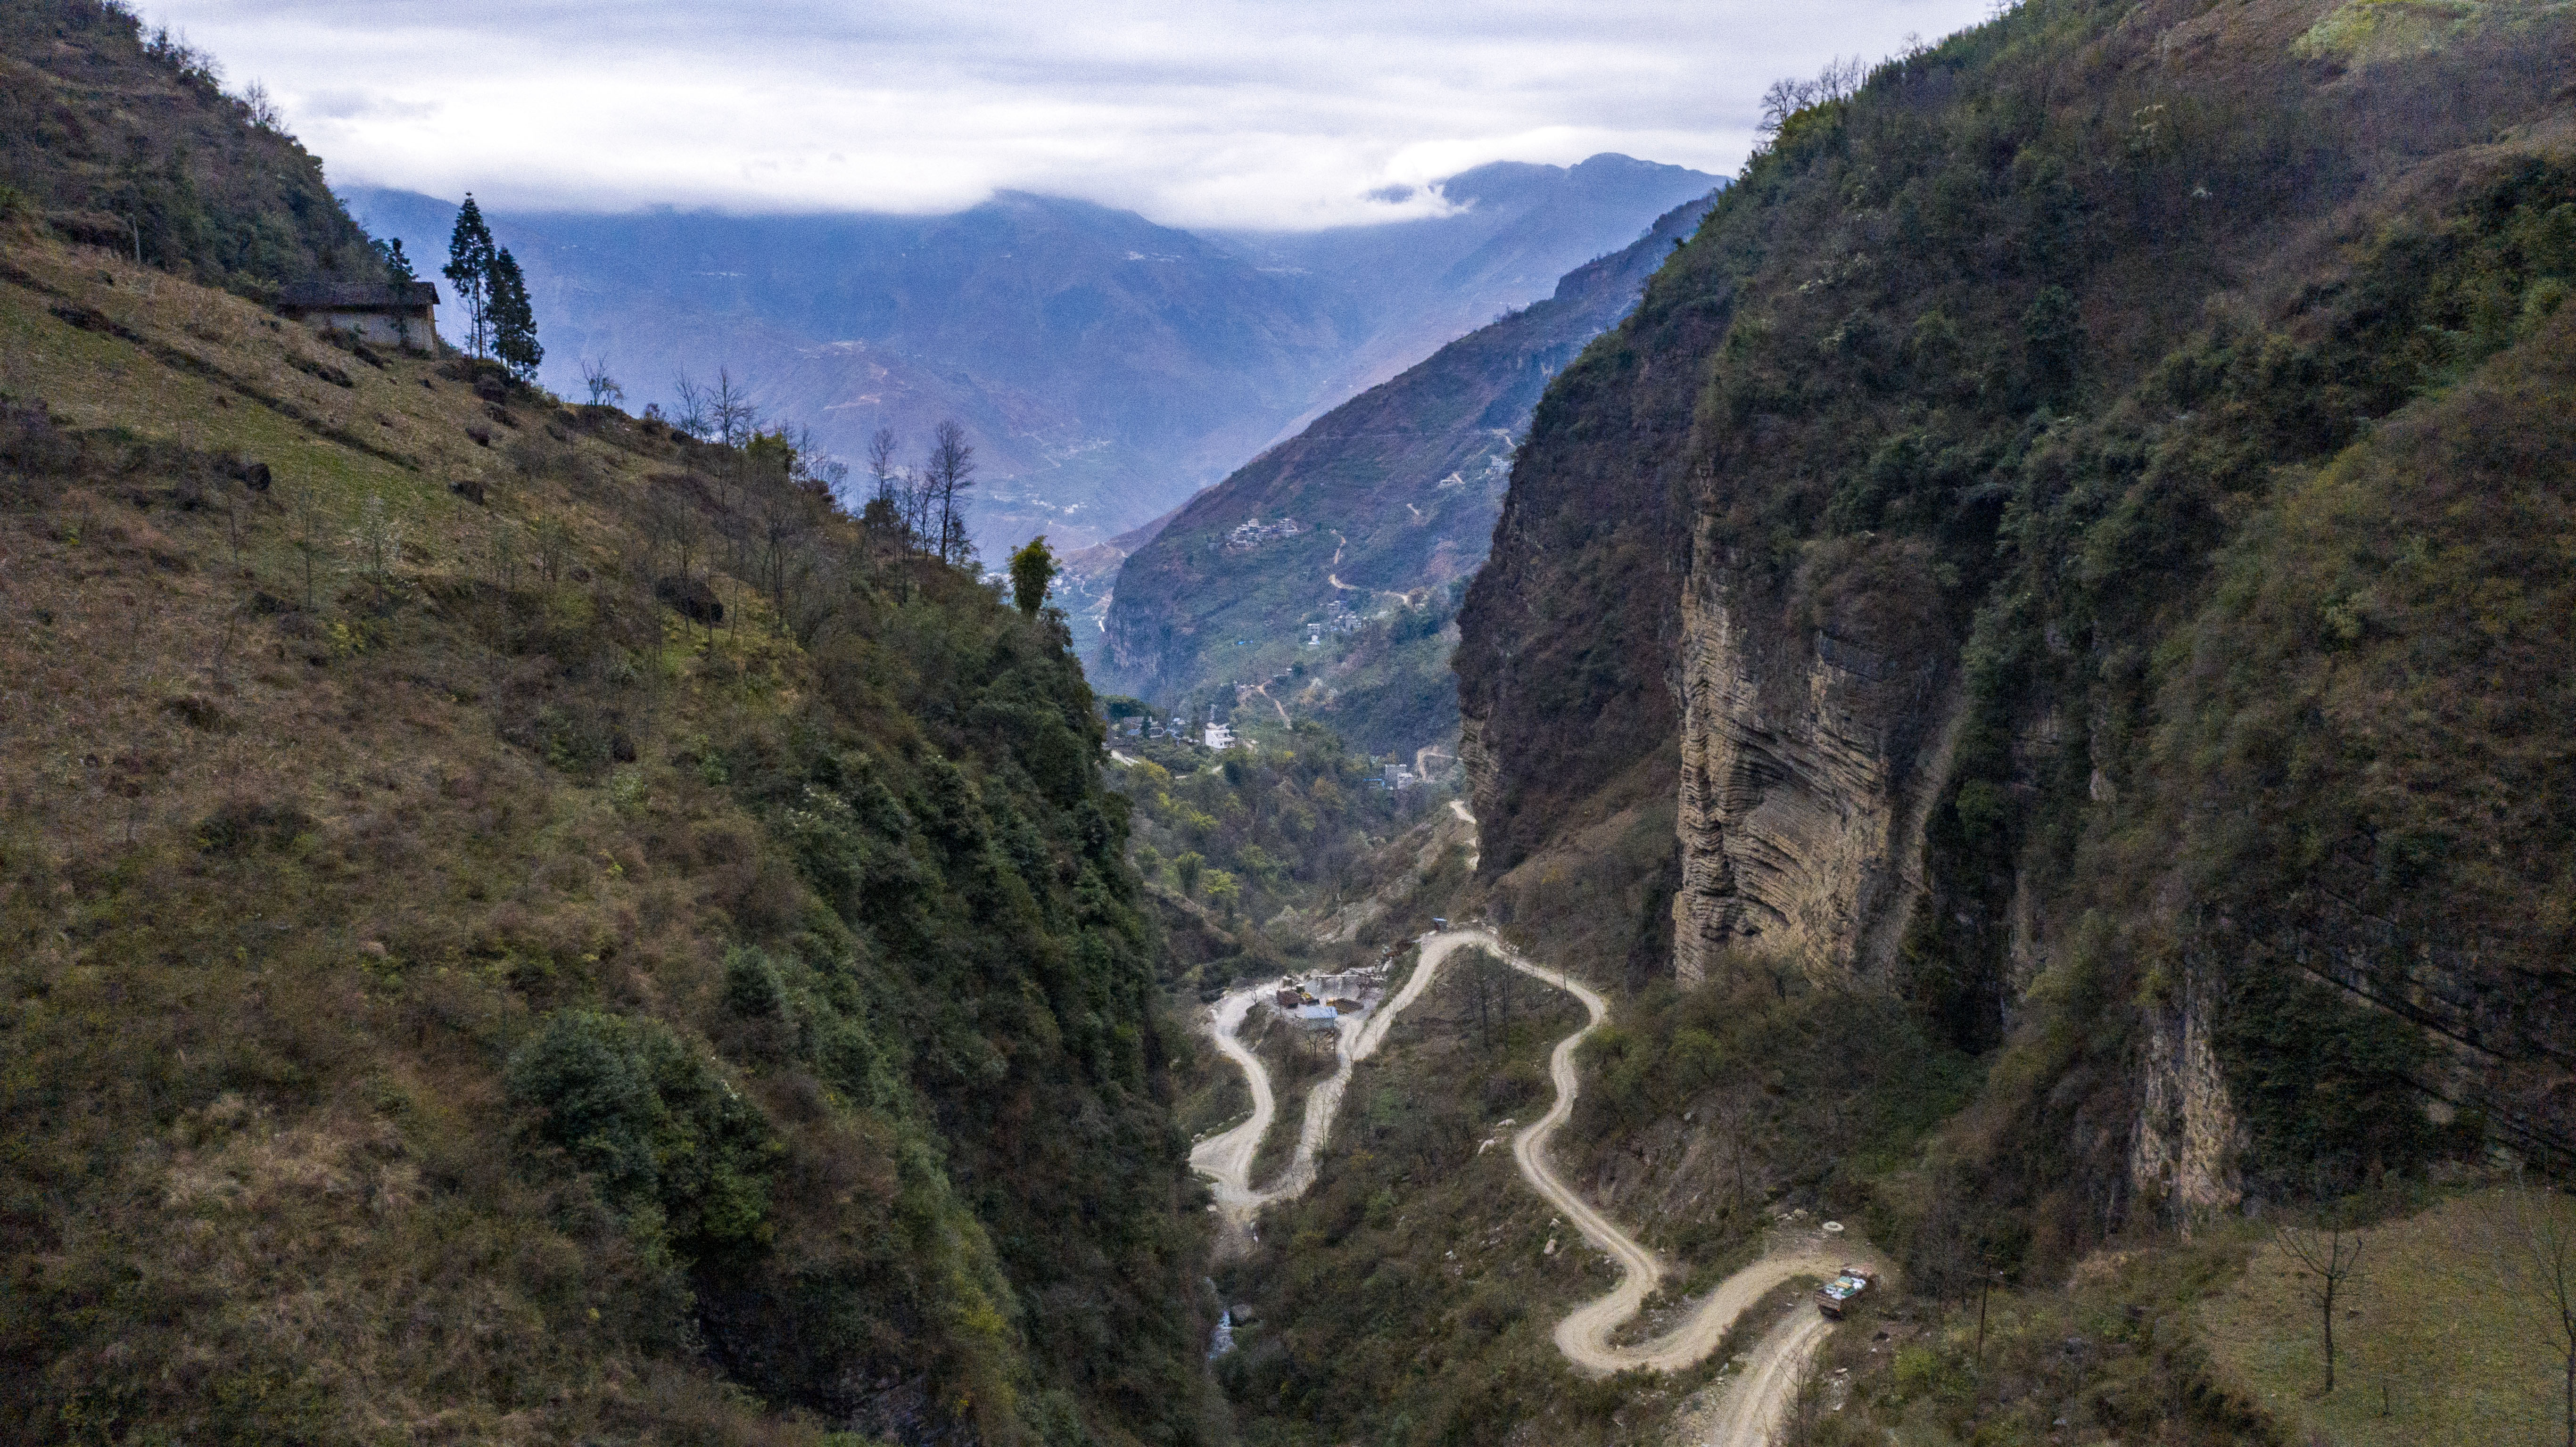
top-left (152, 0), bottom-right (1997, 230)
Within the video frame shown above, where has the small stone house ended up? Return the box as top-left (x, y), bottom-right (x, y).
top-left (275, 281), bottom-right (440, 351)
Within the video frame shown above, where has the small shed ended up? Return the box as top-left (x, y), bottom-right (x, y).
top-left (275, 281), bottom-right (441, 351)
top-left (1295, 1003), bottom-right (1338, 1032)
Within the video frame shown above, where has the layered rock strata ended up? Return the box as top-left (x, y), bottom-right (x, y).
top-left (1669, 531), bottom-right (1958, 987)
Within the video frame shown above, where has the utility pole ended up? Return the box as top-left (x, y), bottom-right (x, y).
top-left (1975, 1262), bottom-right (1997, 1364)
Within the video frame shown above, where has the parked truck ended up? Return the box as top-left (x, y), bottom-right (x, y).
top-left (1816, 1265), bottom-right (1877, 1319)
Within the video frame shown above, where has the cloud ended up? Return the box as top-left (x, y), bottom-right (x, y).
top-left (150, 0), bottom-right (1995, 229)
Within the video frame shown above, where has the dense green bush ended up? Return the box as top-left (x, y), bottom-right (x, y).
top-left (508, 1008), bottom-right (783, 1258)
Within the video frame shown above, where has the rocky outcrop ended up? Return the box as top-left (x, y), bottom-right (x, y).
top-left (1669, 529), bottom-right (1958, 987)
top-left (2129, 974), bottom-right (2247, 1222)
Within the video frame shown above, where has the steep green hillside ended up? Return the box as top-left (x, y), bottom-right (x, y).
top-left (1097, 193), bottom-right (1716, 754)
top-left (1457, 0), bottom-right (2575, 1287)
top-left (1, 0), bottom-right (387, 296)
top-left (0, 222), bottom-right (1212, 1447)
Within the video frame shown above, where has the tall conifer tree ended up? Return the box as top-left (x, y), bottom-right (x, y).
top-left (490, 248), bottom-right (542, 381)
top-left (442, 194), bottom-right (496, 357)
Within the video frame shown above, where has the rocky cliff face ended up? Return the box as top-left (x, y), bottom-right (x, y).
top-left (1455, 0), bottom-right (2576, 1266)
top-left (2130, 973), bottom-right (2248, 1220)
top-left (1668, 529), bottom-right (1957, 987)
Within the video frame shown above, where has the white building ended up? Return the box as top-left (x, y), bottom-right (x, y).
top-left (1204, 722), bottom-right (1234, 749)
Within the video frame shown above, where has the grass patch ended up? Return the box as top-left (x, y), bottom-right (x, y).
top-left (2199, 1187), bottom-right (2565, 1446)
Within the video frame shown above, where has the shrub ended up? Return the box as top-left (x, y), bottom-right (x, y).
top-left (721, 946), bottom-right (785, 1019)
top-left (194, 797), bottom-right (312, 854)
top-left (505, 1010), bottom-right (783, 1258)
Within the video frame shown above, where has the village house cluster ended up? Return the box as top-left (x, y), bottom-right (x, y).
top-left (1305, 597), bottom-right (1370, 646)
top-left (1110, 702), bottom-right (1237, 750)
top-left (1221, 516), bottom-right (1305, 554)
top-left (1263, 961), bottom-right (1392, 1032)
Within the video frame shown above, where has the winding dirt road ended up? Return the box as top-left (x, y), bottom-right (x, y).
top-left (1706, 1308), bottom-right (1834, 1446)
top-left (1192, 800), bottom-right (1868, 1436)
top-left (1472, 932), bottom-right (1858, 1378)
top-left (1189, 932), bottom-right (1483, 1243)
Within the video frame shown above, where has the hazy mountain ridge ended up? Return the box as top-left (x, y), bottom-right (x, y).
top-left (342, 155), bottom-right (1717, 560)
top-left (1209, 154), bottom-right (1727, 423)
top-left (1093, 189), bottom-right (1720, 756)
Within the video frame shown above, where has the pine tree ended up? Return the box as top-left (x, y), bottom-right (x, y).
top-left (490, 248), bottom-right (543, 382)
top-left (374, 235), bottom-right (415, 283)
top-left (442, 194), bottom-right (496, 357)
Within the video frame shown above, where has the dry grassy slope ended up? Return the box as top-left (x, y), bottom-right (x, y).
top-left (0, 229), bottom-right (1210, 1447)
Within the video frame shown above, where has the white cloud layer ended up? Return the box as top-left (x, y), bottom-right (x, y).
top-left (150, 0), bottom-right (1996, 229)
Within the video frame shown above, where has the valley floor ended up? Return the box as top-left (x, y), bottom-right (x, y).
top-left (1193, 810), bottom-right (1884, 1442)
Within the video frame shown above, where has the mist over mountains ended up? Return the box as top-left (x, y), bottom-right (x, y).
top-left (343, 154), bottom-right (1716, 559)
top-left (1092, 189), bottom-right (1723, 755)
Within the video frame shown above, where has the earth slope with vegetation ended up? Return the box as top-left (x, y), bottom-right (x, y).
top-left (1434, 0), bottom-right (2575, 1439)
top-left (1, 0), bottom-right (389, 296)
top-left (0, 19), bottom-right (1214, 1439)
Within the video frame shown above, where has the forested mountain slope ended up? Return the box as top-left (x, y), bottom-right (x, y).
top-left (1096, 193), bottom-right (1717, 751)
top-left (1457, 0), bottom-right (2576, 1276)
top-left (0, 32), bottom-right (1214, 1437)
top-left (0, 0), bottom-right (388, 297)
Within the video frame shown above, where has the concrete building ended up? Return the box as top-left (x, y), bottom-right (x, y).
top-left (1205, 722), bottom-right (1234, 749)
top-left (274, 281), bottom-right (440, 351)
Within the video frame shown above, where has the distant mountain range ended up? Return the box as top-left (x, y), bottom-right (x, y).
top-left (1089, 189), bottom-right (1721, 755)
top-left (340, 154), bottom-right (1717, 559)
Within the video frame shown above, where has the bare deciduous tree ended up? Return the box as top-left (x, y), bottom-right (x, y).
top-left (671, 373), bottom-right (712, 440)
top-left (1777, 1349), bottom-right (1831, 1446)
top-left (2495, 1176), bottom-right (2576, 1447)
top-left (923, 419), bottom-right (976, 565)
top-left (2275, 1211), bottom-right (2367, 1393)
top-left (288, 481), bottom-right (331, 611)
top-left (347, 493), bottom-right (403, 590)
top-left (580, 356), bottom-right (623, 408)
top-left (1756, 55), bottom-right (1869, 142)
top-left (1704, 1087), bottom-right (1762, 1211)
top-left (709, 367), bottom-right (759, 448)
top-left (866, 426), bottom-right (906, 534)
top-left (533, 516), bottom-right (573, 588)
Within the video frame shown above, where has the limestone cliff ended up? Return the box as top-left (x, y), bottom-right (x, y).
top-left (2130, 972), bottom-right (2248, 1221)
top-left (1668, 527), bottom-right (1958, 986)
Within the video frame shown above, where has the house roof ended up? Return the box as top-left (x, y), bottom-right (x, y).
top-left (275, 281), bottom-right (440, 312)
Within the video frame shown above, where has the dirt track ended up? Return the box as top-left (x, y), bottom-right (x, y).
top-left (1467, 931), bottom-right (1859, 1378)
top-left (1191, 798), bottom-right (1868, 1432)
top-left (1188, 930), bottom-right (1479, 1246)
top-left (1706, 1307), bottom-right (1834, 1445)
